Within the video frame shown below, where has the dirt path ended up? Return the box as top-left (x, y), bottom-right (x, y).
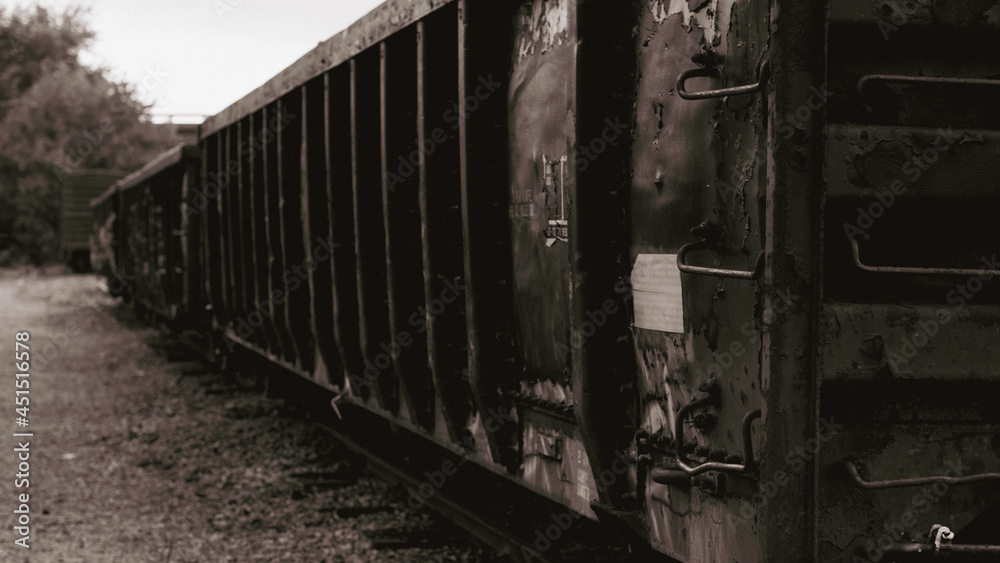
top-left (0, 269), bottom-right (483, 562)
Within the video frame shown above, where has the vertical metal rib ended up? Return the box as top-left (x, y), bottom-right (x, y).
top-left (228, 125), bottom-right (248, 332)
top-left (457, 0), bottom-right (517, 464)
top-left (233, 121), bottom-right (251, 341)
top-left (278, 93), bottom-right (313, 372)
top-left (264, 102), bottom-right (296, 364)
top-left (219, 128), bottom-right (235, 327)
top-left (327, 68), bottom-right (364, 396)
top-left (572, 0), bottom-right (636, 506)
top-left (383, 30), bottom-right (435, 430)
top-left (249, 111), bottom-right (276, 357)
top-left (240, 114), bottom-right (272, 351)
top-left (352, 53), bottom-right (398, 411)
top-left (303, 77), bottom-right (342, 385)
top-left (418, 9), bottom-right (475, 444)
top-left (761, 1), bottom-right (825, 559)
top-left (203, 135), bottom-right (223, 329)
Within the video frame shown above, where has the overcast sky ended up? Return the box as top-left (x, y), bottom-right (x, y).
top-left (2, 0), bottom-right (385, 121)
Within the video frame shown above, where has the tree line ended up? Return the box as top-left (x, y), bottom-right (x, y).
top-left (0, 5), bottom-right (179, 264)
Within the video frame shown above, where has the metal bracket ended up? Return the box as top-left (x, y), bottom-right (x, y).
top-left (930, 524), bottom-right (954, 552)
top-left (677, 59), bottom-right (769, 101)
top-left (330, 390), bottom-right (348, 420)
top-left (670, 390), bottom-right (760, 477)
top-left (849, 235), bottom-right (1000, 276)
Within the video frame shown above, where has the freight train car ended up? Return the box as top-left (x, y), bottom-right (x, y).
top-left (102, 0), bottom-right (1000, 560)
top-left (61, 169), bottom-right (124, 272)
top-left (90, 144), bottom-right (203, 322)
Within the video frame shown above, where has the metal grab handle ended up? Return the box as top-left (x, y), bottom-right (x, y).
top-left (849, 236), bottom-right (1000, 276)
top-left (857, 73), bottom-right (1000, 99)
top-left (677, 60), bottom-right (769, 100)
top-left (677, 240), bottom-right (765, 280)
top-left (844, 461), bottom-right (1000, 490)
top-left (671, 396), bottom-right (760, 477)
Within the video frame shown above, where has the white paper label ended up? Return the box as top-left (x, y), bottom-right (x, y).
top-left (631, 254), bottom-right (684, 333)
top-left (576, 468), bottom-right (590, 501)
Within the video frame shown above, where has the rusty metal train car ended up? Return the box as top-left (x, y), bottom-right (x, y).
top-left (95, 0), bottom-right (1000, 560)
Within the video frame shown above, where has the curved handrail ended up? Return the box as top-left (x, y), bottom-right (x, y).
top-left (677, 241), bottom-right (765, 280)
top-left (849, 235), bottom-right (1000, 276)
top-left (844, 461), bottom-right (1000, 490)
top-left (677, 60), bottom-right (770, 101)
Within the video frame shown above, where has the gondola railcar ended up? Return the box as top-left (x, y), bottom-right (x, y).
top-left (100, 1), bottom-right (1000, 560)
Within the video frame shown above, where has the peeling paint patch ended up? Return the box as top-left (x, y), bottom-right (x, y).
top-left (648, 0), bottom-right (720, 43)
top-left (522, 379), bottom-right (573, 404)
top-left (516, 0), bottom-right (571, 61)
top-left (642, 400), bottom-right (670, 436)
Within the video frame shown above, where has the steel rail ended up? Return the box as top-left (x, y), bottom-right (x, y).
top-left (317, 418), bottom-right (559, 563)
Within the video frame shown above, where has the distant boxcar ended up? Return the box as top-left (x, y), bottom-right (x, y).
top-left (61, 170), bottom-right (124, 272)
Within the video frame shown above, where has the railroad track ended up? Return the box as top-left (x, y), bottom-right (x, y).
top-left (170, 313), bottom-right (663, 562)
top-left (258, 363), bottom-right (650, 563)
top-left (321, 413), bottom-right (548, 562)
